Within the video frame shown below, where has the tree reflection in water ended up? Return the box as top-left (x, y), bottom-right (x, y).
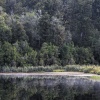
top-left (0, 76), bottom-right (100, 100)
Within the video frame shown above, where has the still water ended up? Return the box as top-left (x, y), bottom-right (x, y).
top-left (0, 75), bottom-right (100, 100)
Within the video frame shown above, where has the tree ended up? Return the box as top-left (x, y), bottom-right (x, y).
top-left (92, 0), bottom-right (100, 19)
top-left (94, 38), bottom-right (100, 63)
top-left (39, 42), bottom-right (59, 65)
top-left (38, 14), bottom-right (71, 47)
top-left (26, 48), bottom-right (37, 66)
top-left (0, 0), bottom-right (6, 7)
top-left (0, 0), bottom-right (100, 66)
top-left (22, 11), bottom-right (40, 49)
top-left (37, 13), bottom-right (51, 47)
top-left (73, 18), bottom-right (100, 47)
top-left (11, 21), bottom-right (28, 43)
top-left (59, 43), bottom-right (75, 65)
top-left (0, 42), bottom-right (19, 66)
top-left (0, 15), bottom-right (12, 42)
top-left (13, 40), bottom-right (37, 66)
top-left (43, 0), bottom-right (62, 16)
top-left (74, 47), bottom-right (94, 64)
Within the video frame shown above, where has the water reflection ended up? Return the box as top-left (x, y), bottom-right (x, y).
top-left (0, 76), bottom-right (100, 100)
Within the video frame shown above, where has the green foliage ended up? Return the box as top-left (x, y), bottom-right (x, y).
top-left (94, 38), bottom-right (100, 63)
top-left (13, 41), bottom-right (38, 66)
top-left (0, 0), bottom-right (100, 67)
top-left (12, 22), bottom-right (28, 43)
top-left (39, 43), bottom-right (59, 65)
top-left (0, 42), bottom-right (19, 66)
top-left (74, 47), bottom-right (94, 64)
top-left (26, 48), bottom-right (37, 66)
top-left (60, 43), bottom-right (75, 65)
top-left (0, 15), bottom-right (12, 42)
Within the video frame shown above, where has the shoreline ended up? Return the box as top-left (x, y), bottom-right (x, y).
top-left (0, 72), bottom-right (99, 77)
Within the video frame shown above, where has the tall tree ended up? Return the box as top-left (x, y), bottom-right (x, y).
top-left (39, 43), bottom-right (59, 65)
top-left (0, 42), bottom-right (19, 66)
top-left (0, 15), bottom-right (12, 42)
top-left (12, 21), bottom-right (28, 43)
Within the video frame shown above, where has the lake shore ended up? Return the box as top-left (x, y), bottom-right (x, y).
top-left (0, 72), bottom-right (99, 77)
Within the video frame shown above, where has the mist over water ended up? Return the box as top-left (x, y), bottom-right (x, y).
top-left (0, 76), bottom-right (100, 100)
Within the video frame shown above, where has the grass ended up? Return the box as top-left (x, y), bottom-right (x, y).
top-left (0, 65), bottom-right (100, 75)
top-left (53, 69), bottom-right (65, 72)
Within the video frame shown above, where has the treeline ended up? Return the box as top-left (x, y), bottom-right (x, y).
top-left (0, 0), bottom-right (100, 67)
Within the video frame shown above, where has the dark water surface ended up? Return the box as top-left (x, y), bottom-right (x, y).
top-left (0, 75), bottom-right (100, 100)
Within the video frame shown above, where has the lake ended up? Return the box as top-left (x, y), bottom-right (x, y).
top-left (0, 74), bottom-right (100, 100)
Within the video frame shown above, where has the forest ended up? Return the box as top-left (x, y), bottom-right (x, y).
top-left (0, 0), bottom-right (100, 67)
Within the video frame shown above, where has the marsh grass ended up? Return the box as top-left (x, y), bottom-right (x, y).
top-left (0, 65), bottom-right (100, 75)
top-left (53, 69), bottom-right (65, 72)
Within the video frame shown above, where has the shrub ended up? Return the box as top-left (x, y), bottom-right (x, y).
top-left (83, 67), bottom-right (93, 73)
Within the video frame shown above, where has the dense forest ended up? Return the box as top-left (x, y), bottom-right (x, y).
top-left (0, 0), bottom-right (100, 67)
